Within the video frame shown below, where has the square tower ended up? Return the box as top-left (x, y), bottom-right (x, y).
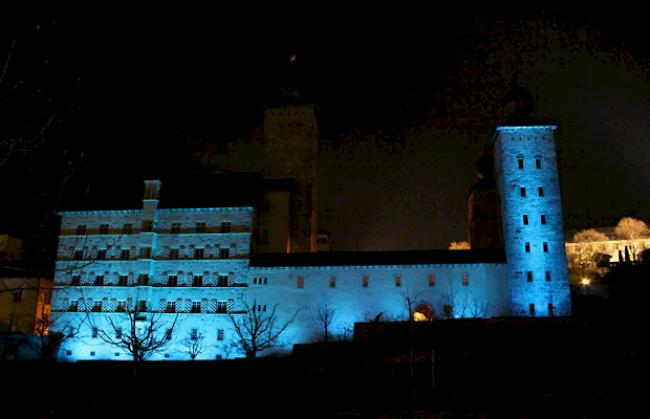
top-left (493, 125), bottom-right (571, 316)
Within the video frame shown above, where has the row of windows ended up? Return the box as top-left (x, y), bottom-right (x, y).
top-left (67, 300), bottom-right (230, 314)
top-left (253, 277), bottom-right (268, 285)
top-left (522, 214), bottom-right (547, 225)
top-left (295, 273), bottom-right (470, 289)
top-left (519, 187), bottom-right (544, 197)
top-left (74, 222), bottom-right (234, 235)
top-left (526, 270), bottom-right (552, 282)
top-left (517, 158), bottom-right (542, 170)
top-left (90, 327), bottom-right (226, 343)
top-left (70, 246), bottom-right (233, 261)
top-left (524, 242), bottom-right (549, 253)
top-left (66, 350), bottom-right (227, 360)
top-left (68, 274), bottom-right (230, 287)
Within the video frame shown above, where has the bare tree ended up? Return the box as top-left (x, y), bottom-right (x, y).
top-left (183, 329), bottom-right (206, 360)
top-left (614, 217), bottom-right (650, 261)
top-left (27, 292), bottom-right (86, 360)
top-left (88, 300), bottom-right (177, 362)
top-left (567, 229), bottom-right (610, 282)
top-left (312, 302), bottom-right (336, 342)
top-left (228, 300), bottom-right (300, 359)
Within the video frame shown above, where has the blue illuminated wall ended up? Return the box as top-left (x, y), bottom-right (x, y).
top-left (493, 125), bottom-right (571, 316)
top-left (50, 121), bottom-right (575, 361)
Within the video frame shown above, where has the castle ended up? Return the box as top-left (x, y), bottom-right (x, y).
top-left (50, 95), bottom-right (572, 361)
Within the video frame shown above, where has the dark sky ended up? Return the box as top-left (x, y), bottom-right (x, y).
top-left (2, 3), bottom-right (650, 255)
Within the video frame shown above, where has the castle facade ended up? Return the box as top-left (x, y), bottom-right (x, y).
top-left (50, 122), bottom-right (571, 361)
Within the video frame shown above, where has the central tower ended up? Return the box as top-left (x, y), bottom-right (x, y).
top-left (260, 54), bottom-right (318, 253)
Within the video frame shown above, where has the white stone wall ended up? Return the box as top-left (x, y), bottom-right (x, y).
top-left (247, 263), bottom-right (509, 353)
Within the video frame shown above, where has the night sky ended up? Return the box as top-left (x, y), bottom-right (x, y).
top-left (2, 3), bottom-right (650, 258)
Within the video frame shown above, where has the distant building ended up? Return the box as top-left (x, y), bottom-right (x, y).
top-left (0, 237), bottom-right (52, 359)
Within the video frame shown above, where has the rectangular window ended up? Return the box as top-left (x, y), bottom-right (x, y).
top-left (217, 329), bottom-right (224, 341)
top-left (329, 276), bottom-right (336, 288)
top-left (395, 275), bottom-right (401, 287)
top-left (121, 249), bottom-right (130, 260)
top-left (520, 187), bottom-right (526, 197)
top-left (92, 301), bottom-right (103, 312)
top-left (543, 242), bottom-right (549, 252)
top-left (142, 220), bottom-right (153, 232)
top-left (166, 302), bottom-right (176, 313)
top-left (73, 250), bottom-right (83, 260)
top-left (194, 248), bottom-right (204, 259)
top-left (168, 275), bottom-right (178, 287)
top-left (216, 301), bottom-right (227, 313)
top-left (218, 275), bottom-right (228, 287)
top-left (525, 242), bottom-right (530, 253)
top-left (118, 275), bottom-right (128, 286)
top-left (195, 223), bottom-right (206, 233)
top-left (115, 328), bottom-right (122, 339)
top-left (76, 225), bottom-right (86, 235)
top-left (529, 303), bottom-right (536, 316)
top-left (100, 224), bottom-right (109, 234)
top-left (171, 223), bottom-right (181, 234)
top-left (297, 276), bottom-right (304, 289)
top-left (138, 300), bottom-right (147, 312)
top-left (169, 248), bottom-right (179, 259)
top-left (219, 248), bottom-right (229, 259)
top-left (428, 274), bottom-right (435, 287)
top-left (191, 329), bottom-right (198, 340)
top-left (71, 275), bottom-right (81, 286)
top-left (538, 187), bottom-right (544, 197)
top-left (193, 275), bottom-right (203, 287)
top-left (191, 302), bottom-right (201, 313)
top-left (527, 271), bottom-right (533, 282)
top-left (137, 274), bottom-right (149, 286)
top-left (362, 275), bottom-right (369, 288)
top-left (541, 214), bottom-right (547, 225)
top-left (523, 215), bottom-right (528, 225)
top-left (68, 301), bottom-right (78, 312)
top-left (140, 247), bottom-right (152, 259)
top-left (221, 222), bottom-right (231, 233)
top-left (165, 328), bottom-right (173, 340)
top-left (548, 303), bottom-right (554, 316)
top-left (443, 304), bottom-right (452, 318)
top-left (462, 274), bottom-right (469, 286)
top-left (123, 223), bottom-right (132, 234)
top-left (116, 301), bottom-right (126, 312)
top-left (536, 159), bottom-right (542, 169)
top-left (517, 158), bottom-right (524, 169)
top-left (97, 249), bottom-right (106, 260)
top-left (545, 270), bottom-right (551, 282)
top-left (92, 327), bottom-right (98, 338)
top-left (94, 276), bottom-right (104, 286)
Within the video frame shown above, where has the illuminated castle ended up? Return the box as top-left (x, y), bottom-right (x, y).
top-left (50, 89), bottom-right (571, 361)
